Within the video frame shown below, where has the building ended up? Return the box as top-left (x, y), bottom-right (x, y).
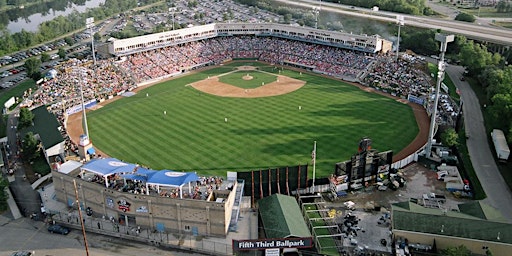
top-left (106, 23), bottom-right (392, 58)
top-left (392, 201), bottom-right (512, 255)
top-left (52, 158), bottom-right (243, 237)
top-left (20, 106), bottom-right (65, 164)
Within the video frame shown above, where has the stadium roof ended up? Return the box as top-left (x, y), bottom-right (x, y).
top-left (22, 106), bottom-right (64, 148)
top-left (392, 201), bottom-right (512, 244)
top-left (258, 194), bottom-right (311, 239)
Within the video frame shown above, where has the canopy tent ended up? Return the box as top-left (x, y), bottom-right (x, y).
top-left (120, 166), bottom-right (154, 182)
top-left (146, 170), bottom-right (200, 198)
top-left (80, 158), bottom-right (200, 198)
top-left (87, 147), bottom-right (96, 155)
top-left (81, 158), bottom-right (138, 187)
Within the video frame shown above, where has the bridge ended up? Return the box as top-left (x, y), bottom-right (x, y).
top-left (276, 0), bottom-right (512, 47)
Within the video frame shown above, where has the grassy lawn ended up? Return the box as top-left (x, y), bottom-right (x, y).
top-left (87, 62), bottom-right (418, 177)
top-left (461, 7), bottom-right (512, 18)
top-left (218, 70), bottom-right (277, 89)
top-left (494, 22), bottom-right (512, 29)
top-left (0, 79), bottom-right (37, 138)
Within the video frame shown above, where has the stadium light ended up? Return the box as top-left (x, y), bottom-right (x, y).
top-left (425, 34), bottom-right (454, 159)
top-left (395, 15), bottom-right (404, 63)
top-left (86, 17), bottom-right (97, 65)
top-left (74, 67), bottom-right (90, 138)
top-left (312, 5), bottom-right (321, 29)
top-left (169, 7), bottom-right (177, 30)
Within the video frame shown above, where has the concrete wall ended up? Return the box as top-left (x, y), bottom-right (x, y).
top-left (52, 169), bottom-right (235, 237)
top-left (393, 230), bottom-right (511, 255)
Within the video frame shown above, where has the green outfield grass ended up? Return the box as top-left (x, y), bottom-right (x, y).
top-left (218, 70), bottom-right (277, 89)
top-left (87, 61), bottom-right (418, 177)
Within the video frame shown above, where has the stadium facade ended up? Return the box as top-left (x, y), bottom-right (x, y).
top-left (107, 23), bottom-right (392, 57)
top-left (52, 159), bottom-right (241, 237)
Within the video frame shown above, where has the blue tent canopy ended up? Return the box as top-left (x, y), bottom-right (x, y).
top-left (147, 170), bottom-right (199, 187)
top-left (87, 147), bottom-right (95, 155)
top-left (121, 173), bottom-right (149, 182)
top-left (81, 158), bottom-right (199, 188)
top-left (81, 158), bottom-right (132, 176)
top-left (120, 167), bottom-right (155, 182)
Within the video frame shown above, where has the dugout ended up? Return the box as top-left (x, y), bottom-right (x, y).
top-left (257, 194), bottom-right (312, 254)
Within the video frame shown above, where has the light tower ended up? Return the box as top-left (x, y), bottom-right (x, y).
top-left (74, 67), bottom-right (94, 161)
top-left (169, 7), bottom-right (177, 30)
top-left (425, 34), bottom-right (454, 158)
top-left (396, 15), bottom-right (404, 62)
top-left (312, 6), bottom-right (320, 29)
top-left (86, 17), bottom-right (97, 65)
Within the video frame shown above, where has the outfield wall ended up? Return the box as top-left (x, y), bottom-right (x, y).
top-left (237, 165), bottom-right (309, 205)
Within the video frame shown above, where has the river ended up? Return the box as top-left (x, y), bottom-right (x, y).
top-left (7, 0), bottom-right (105, 33)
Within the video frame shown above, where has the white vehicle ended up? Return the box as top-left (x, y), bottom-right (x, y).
top-left (491, 129), bottom-right (510, 162)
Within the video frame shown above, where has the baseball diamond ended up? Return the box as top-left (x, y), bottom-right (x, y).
top-left (67, 61), bottom-right (423, 178)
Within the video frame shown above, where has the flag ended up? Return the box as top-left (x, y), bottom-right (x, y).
top-left (312, 141), bottom-right (317, 163)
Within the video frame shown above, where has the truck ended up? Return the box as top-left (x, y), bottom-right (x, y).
top-left (491, 129), bottom-right (510, 162)
top-left (446, 182), bottom-right (470, 192)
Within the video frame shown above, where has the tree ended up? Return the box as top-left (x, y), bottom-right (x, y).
top-left (24, 57), bottom-right (42, 80)
top-left (18, 107), bottom-right (34, 130)
top-left (454, 13), bottom-right (475, 22)
top-left (400, 28), bottom-right (438, 56)
top-left (64, 37), bottom-right (74, 46)
top-left (441, 245), bottom-right (471, 256)
top-left (441, 128), bottom-right (459, 147)
top-left (21, 132), bottom-right (40, 162)
top-left (458, 41), bottom-right (501, 76)
top-left (496, 0), bottom-right (508, 12)
top-left (94, 32), bottom-right (101, 42)
top-left (58, 48), bottom-right (66, 59)
top-left (0, 176), bottom-right (8, 212)
top-left (40, 52), bottom-right (50, 62)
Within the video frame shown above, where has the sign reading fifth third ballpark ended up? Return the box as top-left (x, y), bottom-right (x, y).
top-left (233, 237), bottom-right (313, 251)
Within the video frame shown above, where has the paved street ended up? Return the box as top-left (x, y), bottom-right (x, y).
top-left (445, 64), bottom-right (512, 222)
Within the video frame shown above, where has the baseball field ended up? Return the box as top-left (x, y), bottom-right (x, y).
top-left (84, 61), bottom-right (418, 177)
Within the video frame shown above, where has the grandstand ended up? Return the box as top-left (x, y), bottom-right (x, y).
top-left (106, 23), bottom-right (392, 83)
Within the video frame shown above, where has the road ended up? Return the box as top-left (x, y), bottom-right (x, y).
top-left (0, 215), bottom-right (196, 256)
top-left (275, 0), bottom-right (512, 46)
top-left (445, 64), bottom-right (512, 222)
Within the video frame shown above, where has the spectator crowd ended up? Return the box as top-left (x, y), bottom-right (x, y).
top-left (19, 34), bottom-right (440, 176)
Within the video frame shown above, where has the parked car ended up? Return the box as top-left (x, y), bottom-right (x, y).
top-left (10, 251), bottom-right (34, 256)
top-left (47, 224), bottom-right (70, 235)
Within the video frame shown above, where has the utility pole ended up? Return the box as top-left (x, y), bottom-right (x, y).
top-left (74, 180), bottom-right (90, 256)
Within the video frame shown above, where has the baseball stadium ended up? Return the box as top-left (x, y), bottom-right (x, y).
top-left (42, 23), bottom-right (430, 254)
